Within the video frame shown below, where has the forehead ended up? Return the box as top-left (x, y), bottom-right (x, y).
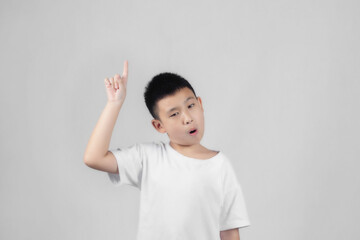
top-left (157, 88), bottom-right (196, 113)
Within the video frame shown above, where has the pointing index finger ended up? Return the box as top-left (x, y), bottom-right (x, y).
top-left (122, 60), bottom-right (128, 78)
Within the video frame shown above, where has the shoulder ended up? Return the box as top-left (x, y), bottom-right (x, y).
top-left (131, 140), bottom-right (167, 156)
top-left (214, 152), bottom-right (237, 179)
top-left (111, 141), bottom-right (164, 156)
top-left (218, 153), bottom-right (243, 193)
top-left (137, 140), bottom-right (166, 150)
top-left (221, 153), bottom-right (238, 175)
top-left (215, 150), bottom-right (231, 167)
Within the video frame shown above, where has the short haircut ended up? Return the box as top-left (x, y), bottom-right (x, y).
top-left (144, 72), bottom-right (197, 121)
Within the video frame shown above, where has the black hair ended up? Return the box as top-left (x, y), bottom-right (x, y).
top-left (144, 72), bottom-right (197, 121)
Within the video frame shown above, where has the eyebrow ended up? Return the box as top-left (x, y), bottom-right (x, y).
top-left (166, 96), bottom-right (195, 114)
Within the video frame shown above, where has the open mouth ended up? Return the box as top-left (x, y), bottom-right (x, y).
top-left (189, 129), bottom-right (198, 135)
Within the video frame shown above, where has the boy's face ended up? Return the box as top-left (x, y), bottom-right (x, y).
top-left (151, 87), bottom-right (204, 146)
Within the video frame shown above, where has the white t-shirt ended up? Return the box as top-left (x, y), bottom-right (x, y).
top-left (108, 140), bottom-right (250, 240)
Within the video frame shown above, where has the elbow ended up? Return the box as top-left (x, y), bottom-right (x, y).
top-left (83, 158), bottom-right (91, 167)
top-left (83, 155), bottom-right (95, 168)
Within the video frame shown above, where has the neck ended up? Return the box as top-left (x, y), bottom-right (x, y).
top-left (169, 141), bottom-right (205, 153)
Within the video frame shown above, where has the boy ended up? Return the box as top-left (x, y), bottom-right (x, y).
top-left (83, 61), bottom-right (251, 240)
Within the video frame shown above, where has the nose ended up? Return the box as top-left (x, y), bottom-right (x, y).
top-left (183, 110), bottom-right (193, 124)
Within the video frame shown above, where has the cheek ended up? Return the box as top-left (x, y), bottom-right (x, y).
top-left (196, 110), bottom-right (204, 121)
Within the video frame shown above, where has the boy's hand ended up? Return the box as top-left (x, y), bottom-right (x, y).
top-left (104, 60), bottom-right (128, 103)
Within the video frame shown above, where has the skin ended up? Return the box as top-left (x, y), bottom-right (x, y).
top-left (151, 87), bottom-right (218, 159)
top-left (219, 228), bottom-right (240, 240)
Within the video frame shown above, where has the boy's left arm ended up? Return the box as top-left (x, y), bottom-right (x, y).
top-left (220, 228), bottom-right (240, 240)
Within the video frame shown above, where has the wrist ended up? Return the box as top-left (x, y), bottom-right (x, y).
top-left (107, 100), bottom-right (124, 107)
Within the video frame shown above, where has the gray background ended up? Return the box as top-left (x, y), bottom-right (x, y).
top-left (1, 0), bottom-right (359, 239)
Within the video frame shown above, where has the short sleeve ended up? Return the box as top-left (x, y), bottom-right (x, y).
top-left (219, 159), bottom-right (251, 231)
top-left (107, 143), bottom-right (144, 189)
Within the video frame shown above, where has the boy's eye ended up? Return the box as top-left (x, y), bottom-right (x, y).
top-left (170, 112), bottom-right (178, 117)
top-left (170, 104), bottom-right (195, 117)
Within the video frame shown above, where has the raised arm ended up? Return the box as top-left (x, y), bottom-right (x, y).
top-left (83, 60), bottom-right (128, 173)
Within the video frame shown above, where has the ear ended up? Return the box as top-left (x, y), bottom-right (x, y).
top-left (197, 96), bottom-right (204, 111)
top-left (151, 119), bottom-right (167, 133)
